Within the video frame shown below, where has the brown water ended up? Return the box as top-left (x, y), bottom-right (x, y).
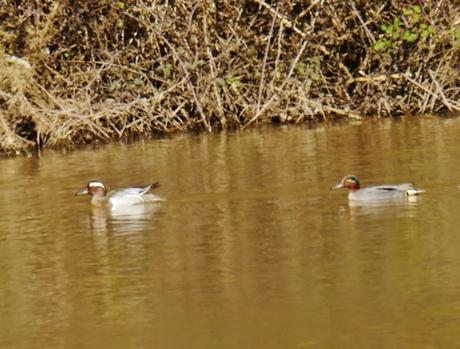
top-left (1, 117), bottom-right (460, 348)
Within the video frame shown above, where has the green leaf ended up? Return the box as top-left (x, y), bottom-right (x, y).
top-left (452, 27), bottom-right (460, 41)
top-left (410, 13), bottom-right (421, 24)
top-left (190, 60), bottom-right (206, 69)
top-left (384, 26), bottom-right (393, 36)
top-left (420, 25), bottom-right (433, 40)
top-left (156, 63), bottom-right (173, 77)
top-left (393, 17), bottom-right (402, 27)
top-left (373, 40), bottom-right (388, 52)
top-left (296, 63), bottom-right (307, 76)
top-left (225, 75), bottom-right (242, 87)
top-left (412, 5), bottom-right (422, 14)
top-left (403, 30), bottom-right (418, 43)
top-left (403, 8), bottom-right (413, 16)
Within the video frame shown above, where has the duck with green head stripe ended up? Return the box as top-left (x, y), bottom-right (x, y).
top-left (330, 175), bottom-right (425, 201)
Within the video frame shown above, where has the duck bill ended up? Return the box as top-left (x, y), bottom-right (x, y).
top-left (75, 188), bottom-right (89, 196)
top-left (330, 183), bottom-right (344, 190)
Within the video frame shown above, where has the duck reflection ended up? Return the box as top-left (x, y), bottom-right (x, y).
top-left (348, 195), bottom-right (422, 217)
top-left (89, 203), bottom-right (161, 234)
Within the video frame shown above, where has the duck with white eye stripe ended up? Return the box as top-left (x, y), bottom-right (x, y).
top-left (76, 180), bottom-right (162, 207)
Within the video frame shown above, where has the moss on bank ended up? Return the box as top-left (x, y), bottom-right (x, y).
top-left (0, 1), bottom-right (459, 155)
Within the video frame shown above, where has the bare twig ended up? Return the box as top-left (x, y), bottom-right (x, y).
top-left (253, 0), bottom-right (307, 37)
top-left (243, 40), bottom-right (309, 128)
top-left (256, 4), bottom-right (278, 115)
top-left (203, 14), bottom-right (224, 124)
top-left (350, 1), bottom-right (376, 43)
top-left (428, 69), bottom-right (460, 111)
top-left (252, 0), bottom-right (329, 54)
top-left (404, 73), bottom-right (460, 112)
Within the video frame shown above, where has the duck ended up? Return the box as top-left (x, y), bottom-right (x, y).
top-left (330, 175), bottom-right (425, 201)
top-left (75, 180), bottom-right (162, 207)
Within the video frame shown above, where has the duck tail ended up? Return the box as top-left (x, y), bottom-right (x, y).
top-left (406, 188), bottom-right (425, 196)
top-left (138, 182), bottom-right (161, 195)
top-left (149, 182), bottom-right (161, 191)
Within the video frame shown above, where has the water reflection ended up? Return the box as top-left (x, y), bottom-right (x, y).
top-left (348, 197), bottom-right (422, 218)
top-left (87, 203), bottom-right (161, 234)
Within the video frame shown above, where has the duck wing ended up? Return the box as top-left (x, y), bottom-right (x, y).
top-left (108, 188), bottom-right (144, 200)
top-left (110, 183), bottom-right (160, 197)
top-left (107, 183), bottom-right (161, 205)
top-left (374, 183), bottom-right (424, 195)
top-left (374, 183), bottom-right (414, 191)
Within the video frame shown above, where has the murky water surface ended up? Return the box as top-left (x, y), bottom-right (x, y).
top-left (2, 117), bottom-right (460, 348)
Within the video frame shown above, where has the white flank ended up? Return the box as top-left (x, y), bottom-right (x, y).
top-left (406, 189), bottom-right (425, 196)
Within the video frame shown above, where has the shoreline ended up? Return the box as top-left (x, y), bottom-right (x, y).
top-left (7, 114), bottom-right (457, 159)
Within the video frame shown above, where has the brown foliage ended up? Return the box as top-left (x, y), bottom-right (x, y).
top-left (0, 0), bottom-right (459, 155)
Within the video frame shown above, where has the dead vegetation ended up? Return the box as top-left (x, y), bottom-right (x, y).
top-left (0, 0), bottom-right (459, 155)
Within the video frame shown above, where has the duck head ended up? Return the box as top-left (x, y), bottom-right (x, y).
top-left (330, 175), bottom-right (361, 191)
top-left (75, 180), bottom-right (107, 198)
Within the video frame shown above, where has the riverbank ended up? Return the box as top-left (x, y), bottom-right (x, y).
top-left (0, 1), bottom-right (459, 155)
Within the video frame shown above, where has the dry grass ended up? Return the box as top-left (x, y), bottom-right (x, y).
top-left (0, 0), bottom-right (459, 155)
